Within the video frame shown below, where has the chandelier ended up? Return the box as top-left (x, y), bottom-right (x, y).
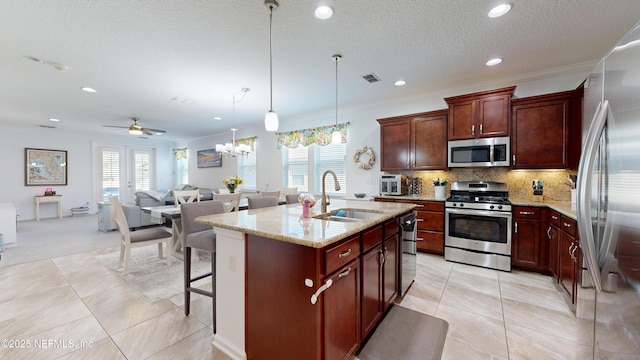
top-left (216, 88), bottom-right (252, 157)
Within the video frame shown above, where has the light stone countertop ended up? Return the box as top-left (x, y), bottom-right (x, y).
top-left (510, 198), bottom-right (577, 220)
top-left (195, 199), bottom-right (416, 249)
top-left (374, 195), bottom-right (446, 202)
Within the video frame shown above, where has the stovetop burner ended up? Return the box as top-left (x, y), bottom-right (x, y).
top-left (445, 181), bottom-right (511, 211)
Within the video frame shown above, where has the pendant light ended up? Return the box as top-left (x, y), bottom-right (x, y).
top-left (264, 0), bottom-right (279, 131)
top-left (216, 88), bottom-right (252, 157)
top-left (331, 54), bottom-right (342, 144)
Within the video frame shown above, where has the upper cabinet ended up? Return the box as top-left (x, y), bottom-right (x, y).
top-left (511, 89), bottom-right (583, 169)
top-left (378, 110), bottom-right (447, 171)
top-left (445, 86), bottom-right (515, 140)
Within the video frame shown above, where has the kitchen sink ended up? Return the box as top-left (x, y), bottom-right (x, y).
top-left (313, 208), bottom-right (382, 222)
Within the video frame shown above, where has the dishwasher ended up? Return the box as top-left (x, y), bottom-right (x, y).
top-left (399, 211), bottom-right (417, 296)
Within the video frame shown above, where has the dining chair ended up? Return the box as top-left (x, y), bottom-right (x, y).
top-left (282, 187), bottom-right (298, 194)
top-left (248, 196), bottom-right (279, 209)
top-left (173, 189), bottom-right (200, 205)
top-left (180, 200), bottom-right (225, 333)
top-left (110, 196), bottom-right (173, 275)
top-left (285, 193), bottom-right (300, 204)
top-left (260, 191), bottom-right (281, 198)
top-left (172, 189), bottom-right (200, 251)
top-left (213, 193), bottom-right (241, 212)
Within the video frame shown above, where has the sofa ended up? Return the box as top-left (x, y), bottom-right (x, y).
top-left (121, 185), bottom-right (214, 229)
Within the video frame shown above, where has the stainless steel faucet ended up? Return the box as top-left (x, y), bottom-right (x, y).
top-left (321, 170), bottom-right (341, 213)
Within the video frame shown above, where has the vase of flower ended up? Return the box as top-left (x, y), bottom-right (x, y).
top-left (222, 175), bottom-right (243, 194)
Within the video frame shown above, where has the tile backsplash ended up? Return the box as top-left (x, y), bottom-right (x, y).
top-left (404, 168), bottom-right (577, 201)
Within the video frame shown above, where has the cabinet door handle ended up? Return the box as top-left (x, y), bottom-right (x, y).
top-left (471, 124), bottom-right (475, 136)
top-left (519, 211), bottom-right (534, 215)
top-left (547, 226), bottom-right (552, 240)
top-left (416, 237), bottom-right (424, 241)
top-left (479, 123), bottom-right (483, 134)
top-left (514, 221), bottom-right (518, 233)
top-left (310, 279), bottom-right (333, 305)
top-left (552, 215), bottom-right (559, 220)
top-left (416, 219), bottom-right (424, 222)
top-left (338, 267), bottom-right (352, 278)
top-left (379, 250), bottom-right (385, 268)
top-left (338, 248), bottom-right (352, 258)
top-left (512, 154), bottom-right (516, 165)
top-left (414, 205), bottom-right (425, 208)
top-left (571, 244), bottom-right (579, 262)
top-left (568, 243), bottom-right (576, 261)
top-left (563, 222), bottom-right (572, 228)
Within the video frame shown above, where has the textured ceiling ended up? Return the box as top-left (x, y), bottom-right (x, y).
top-left (1, 0), bottom-right (640, 141)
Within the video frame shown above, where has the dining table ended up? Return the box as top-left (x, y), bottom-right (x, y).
top-left (141, 197), bottom-right (287, 251)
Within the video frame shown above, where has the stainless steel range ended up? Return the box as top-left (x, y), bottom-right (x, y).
top-left (444, 181), bottom-right (512, 271)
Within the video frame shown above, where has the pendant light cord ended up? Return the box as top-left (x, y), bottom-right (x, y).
top-left (269, 6), bottom-right (274, 112)
top-left (335, 56), bottom-right (338, 127)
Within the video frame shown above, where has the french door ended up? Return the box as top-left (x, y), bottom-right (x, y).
top-left (95, 144), bottom-right (155, 204)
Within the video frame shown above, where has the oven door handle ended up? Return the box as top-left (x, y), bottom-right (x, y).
top-left (445, 207), bottom-right (512, 219)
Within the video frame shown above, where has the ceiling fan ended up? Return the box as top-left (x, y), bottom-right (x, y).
top-left (103, 118), bottom-right (166, 136)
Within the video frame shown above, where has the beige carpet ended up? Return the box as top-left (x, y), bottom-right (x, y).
top-left (95, 245), bottom-right (212, 303)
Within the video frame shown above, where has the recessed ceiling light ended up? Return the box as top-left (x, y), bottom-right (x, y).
top-left (394, 80), bottom-right (407, 86)
top-left (488, 3), bottom-right (512, 18)
top-left (213, 116), bottom-right (222, 121)
top-left (81, 87), bottom-right (97, 93)
top-left (314, 5), bottom-right (333, 19)
top-left (486, 58), bottom-right (503, 66)
top-left (49, 118), bottom-right (60, 122)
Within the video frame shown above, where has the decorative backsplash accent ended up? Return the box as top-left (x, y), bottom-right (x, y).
top-left (406, 168), bottom-right (577, 201)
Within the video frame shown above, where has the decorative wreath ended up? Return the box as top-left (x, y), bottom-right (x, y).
top-left (354, 146), bottom-right (376, 170)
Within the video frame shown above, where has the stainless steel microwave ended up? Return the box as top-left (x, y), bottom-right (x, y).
top-left (447, 136), bottom-right (510, 167)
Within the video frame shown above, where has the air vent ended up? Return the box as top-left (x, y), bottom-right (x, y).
top-left (170, 96), bottom-right (194, 104)
top-left (39, 125), bottom-right (56, 129)
top-left (362, 73), bottom-right (381, 83)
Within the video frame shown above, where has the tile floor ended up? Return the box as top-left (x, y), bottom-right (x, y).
top-left (0, 248), bottom-right (591, 359)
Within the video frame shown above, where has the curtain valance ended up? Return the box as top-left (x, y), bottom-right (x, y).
top-left (173, 147), bottom-right (187, 160)
top-left (276, 123), bottom-right (348, 149)
top-left (236, 136), bottom-right (256, 151)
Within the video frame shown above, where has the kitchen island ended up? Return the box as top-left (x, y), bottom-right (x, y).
top-left (195, 199), bottom-right (415, 360)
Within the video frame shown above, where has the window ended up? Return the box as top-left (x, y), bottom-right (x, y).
top-left (101, 149), bottom-right (120, 201)
top-left (283, 145), bottom-right (309, 192)
top-left (314, 142), bottom-right (346, 195)
top-left (134, 152), bottom-right (151, 191)
top-left (238, 151), bottom-right (257, 190)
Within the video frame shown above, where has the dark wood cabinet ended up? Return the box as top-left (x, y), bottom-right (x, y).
top-left (378, 110), bottom-right (447, 171)
top-left (512, 206), bottom-right (545, 271)
top-left (558, 215), bottom-right (580, 306)
top-left (511, 89), bottom-right (583, 169)
top-left (546, 210), bottom-right (561, 281)
top-left (445, 86), bottom-right (515, 140)
top-left (377, 199), bottom-right (444, 255)
top-left (324, 260), bottom-right (361, 360)
top-left (360, 220), bottom-right (398, 341)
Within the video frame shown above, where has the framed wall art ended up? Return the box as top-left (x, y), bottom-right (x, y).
top-left (25, 148), bottom-right (68, 186)
top-left (197, 149), bottom-right (222, 168)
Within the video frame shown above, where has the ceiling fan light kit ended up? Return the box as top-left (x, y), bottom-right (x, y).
top-left (103, 117), bottom-right (166, 137)
top-left (264, 0), bottom-right (279, 132)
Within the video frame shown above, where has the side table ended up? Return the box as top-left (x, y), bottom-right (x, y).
top-left (34, 195), bottom-right (62, 221)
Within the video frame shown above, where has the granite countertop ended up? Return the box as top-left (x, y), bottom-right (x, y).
top-left (195, 199), bottom-right (415, 249)
top-left (374, 195), bottom-right (446, 202)
top-left (510, 198), bottom-right (577, 220)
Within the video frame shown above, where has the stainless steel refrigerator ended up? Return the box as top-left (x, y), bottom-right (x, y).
top-left (578, 21), bottom-right (640, 359)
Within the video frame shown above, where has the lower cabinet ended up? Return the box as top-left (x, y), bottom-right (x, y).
top-left (512, 206), bottom-right (547, 271)
top-left (324, 260), bottom-right (361, 360)
top-left (246, 217), bottom-right (401, 359)
top-left (375, 198), bottom-right (444, 255)
top-left (546, 210), bottom-right (581, 309)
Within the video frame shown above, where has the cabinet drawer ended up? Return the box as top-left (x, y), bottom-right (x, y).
top-left (618, 256), bottom-right (640, 282)
top-left (384, 218), bottom-right (398, 240)
top-left (514, 206), bottom-right (540, 219)
top-left (362, 225), bottom-right (383, 253)
top-left (560, 216), bottom-right (577, 237)
top-left (413, 201), bottom-right (444, 211)
top-left (417, 211), bottom-right (444, 232)
top-left (548, 210), bottom-right (561, 227)
top-left (325, 235), bottom-right (360, 274)
top-left (416, 230), bottom-right (444, 254)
